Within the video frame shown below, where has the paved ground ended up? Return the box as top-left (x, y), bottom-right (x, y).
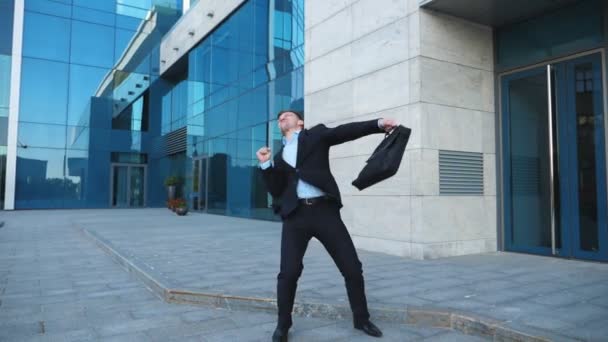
top-left (69, 209), bottom-right (608, 341)
top-left (0, 210), bottom-right (482, 342)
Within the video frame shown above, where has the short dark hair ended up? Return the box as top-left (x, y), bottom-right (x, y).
top-left (277, 109), bottom-right (304, 121)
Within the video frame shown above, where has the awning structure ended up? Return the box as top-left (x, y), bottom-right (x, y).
top-left (419, 0), bottom-right (582, 27)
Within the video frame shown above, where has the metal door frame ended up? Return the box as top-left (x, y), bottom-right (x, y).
top-left (498, 48), bottom-right (608, 260)
top-left (110, 163), bottom-right (148, 208)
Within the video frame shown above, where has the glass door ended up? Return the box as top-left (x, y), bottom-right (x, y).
top-left (111, 164), bottom-right (146, 208)
top-left (112, 165), bottom-right (129, 208)
top-left (563, 54), bottom-right (607, 260)
top-left (192, 157), bottom-right (208, 211)
top-left (502, 52), bottom-right (607, 261)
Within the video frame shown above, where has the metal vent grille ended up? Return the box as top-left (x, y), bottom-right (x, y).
top-left (165, 126), bottom-right (187, 156)
top-left (439, 150), bottom-right (484, 195)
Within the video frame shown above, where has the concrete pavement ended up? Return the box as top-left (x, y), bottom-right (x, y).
top-left (0, 209), bottom-right (481, 341)
top-left (70, 209), bottom-right (608, 341)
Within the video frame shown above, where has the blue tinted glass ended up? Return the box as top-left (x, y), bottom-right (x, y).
top-left (72, 5), bottom-right (116, 26)
top-left (20, 58), bottom-right (69, 125)
top-left (66, 148), bottom-right (111, 208)
top-left (25, 0), bottom-right (71, 18)
top-left (18, 122), bottom-right (66, 149)
top-left (22, 12), bottom-right (71, 62)
top-left (68, 64), bottom-right (110, 126)
top-left (65, 148), bottom-right (90, 207)
top-left (115, 28), bottom-right (136, 64)
top-left (119, 0), bottom-right (151, 9)
top-left (178, 0), bottom-right (301, 219)
top-left (497, 0), bottom-right (604, 70)
top-left (0, 117), bottom-right (8, 145)
top-left (0, 0), bottom-right (14, 55)
top-left (0, 55), bottom-right (10, 118)
top-left (71, 20), bottom-right (115, 68)
top-left (116, 13), bottom-right (143, 31)
top-left (15, 147), bottom-right (67, 209)
top-left (73, 0), bottom-right (116, 13)
top-left (66, 125), bottom-right (90, 150)
top-left (117, 0), bottom-right (151, 19)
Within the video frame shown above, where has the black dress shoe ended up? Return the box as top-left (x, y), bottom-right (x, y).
top-left (272, 327), bottom-right (289, 342)
top-left (354, 320), bottom-right (383, 337)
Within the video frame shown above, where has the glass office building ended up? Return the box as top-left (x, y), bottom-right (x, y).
top-left (14, 0), bottom-right (182, 209)
top-left (3, 0), bottom-right (304, 220)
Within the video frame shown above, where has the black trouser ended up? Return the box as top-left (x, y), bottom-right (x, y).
top-left (276, 199), bottom-right (370, 329)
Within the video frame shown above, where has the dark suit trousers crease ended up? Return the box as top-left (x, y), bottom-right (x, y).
top-left (276, 200), bottom-right (370, 329)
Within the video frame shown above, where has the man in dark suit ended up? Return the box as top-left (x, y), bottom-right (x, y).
top-left (257, 109), bottom-right (397, 341)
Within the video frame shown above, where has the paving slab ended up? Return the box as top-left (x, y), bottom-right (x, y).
top-left (1, 209), bottom-right (477, 341)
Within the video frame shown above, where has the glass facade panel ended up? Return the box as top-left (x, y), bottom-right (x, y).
top-left (73, 0), bottom-right (117, 13)
top-left (9, 0), bottom-right (302, 214)
top-left (15, 147), bottom-right (67, 208)
top-left (15, 0), bottom-right (182, 209)
top-left (0, 55), bottom-right (10, 118)
top-left (497, 0), bottom-right (605, 71)
top-left (112, 94), bottom-right (149, 131)
top-left (19, 57), bottom-right (69, 125)
top-left (68, 64), bottom-right (110, 126)
top-left (181, 0), bottom-right (304, 220)
top-left (70, 20), bottom-right (115, 68)
top-left (22, 11), bottom-right (71, 62)
top-left (0, 0), bottom-right (14, 55)
top-left (72, 6), bottom-right (116, 26)
top-left (18, 123), bottom-right (67, 149)
top-left (25, 0), bottom-right (72, 19)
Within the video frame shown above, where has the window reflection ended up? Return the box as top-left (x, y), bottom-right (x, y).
top-left (0, 0), bottom-right (14, 55)
top-left (15, 0), bottom-right (181, 209)
top-left (22, 12), bottom-right (71, 62)
top-left (183, 0), bottom-right (304, 220)
top-left (13, 0), bottom-right (303, 213)
top-left (20, 57), bottom-right (69, 125)
top-left (68, 64), bottom-right (110, 126)
top-left (18, 123), bottom-right (67, 149)
top-left (112, 93), bottom-right (149, 131)
top-left (71, 20), bottom-right (115, 68)
top-left (15, 147), bottom-right (67, 208)
top-left (0, 55), bottom-right (10, 118)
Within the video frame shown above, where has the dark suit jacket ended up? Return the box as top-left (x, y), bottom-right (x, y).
top-left (261, 119), bottom-right (384, 219)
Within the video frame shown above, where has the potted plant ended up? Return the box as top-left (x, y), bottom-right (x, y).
top-left (174, 198), bottom-right (188, 216)
top-left (167, 199), bottom-right (179, 211)
top-left (164, 176), bottom-right (181, 200)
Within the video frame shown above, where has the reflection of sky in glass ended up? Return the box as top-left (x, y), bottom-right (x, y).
top-left (14, 0), bottom-right (183, 208)
top-left (10, 0), bottom-right (304, 213)
top-left (20, 57), bottom-right (69, 125)
top-left (69, 65), bottom-right (110, 126)
top-left (18, 148), bottom-right (65, 180)
top-left (0, 55), bottom-right (10, 118)
top-left (0, 0), bottom-right (13, 55)
top-left (180, 0), bottom-right (304, 218)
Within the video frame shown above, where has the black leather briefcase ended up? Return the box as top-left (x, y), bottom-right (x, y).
top-left (352, 125), bottom-right (411, 190)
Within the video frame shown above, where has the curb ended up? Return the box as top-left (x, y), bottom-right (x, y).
top-left (80, 227), bottom-right (570, 342)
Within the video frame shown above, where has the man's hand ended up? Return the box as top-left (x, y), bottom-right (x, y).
top-left (379, 118), bottom-right (398, 133)
top-left (256, 146), bottom-right (272, 163)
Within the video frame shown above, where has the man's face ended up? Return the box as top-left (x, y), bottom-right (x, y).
top-left (278, 111), bottom-right (304, 135)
